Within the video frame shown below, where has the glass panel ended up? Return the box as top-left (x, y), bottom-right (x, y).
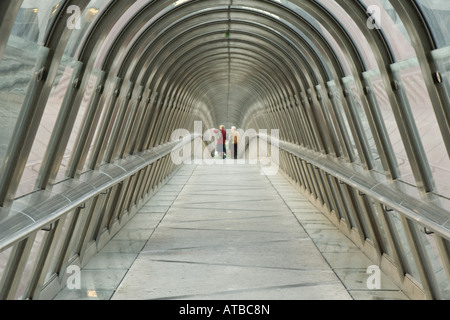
top-left (0, 0), bottom-right (63, 186)
top-left (44, 211), bottom-right (76, 284)
top-left (415, 0), bottom-right (450, 48)
top-left (392, 58), bottom-right (450, 198)
top-left (274, 1), bottom-right (352, 76)
top-left (364, 69), bottom-right (416, 184)
top-left (386, 210), bottom-right (420, 280)
top-left (327, 81), bottom-right (359, 162)
top-left (343, 76), bottom-right (383, 170)
top-left (359, 0), bottom-right (416, 62)
top-left (10, 1), bottom-right (62, 45)
top-left (55, 73), bottom-right (98, 183)
top-left (15, 231), bottom-right (46, 299)
top-left (418, 232), bottom-right (450, 299)
top-left (16, 57), bottom-right (75, 198)
top-left (83, 93), bottom-right (109, 173)
top-left (0, 247), bottom-right (13, 284)
top-left (64, 0), bottom-right (110, 59)
top-left (316, 0), bottom-right (378, 71)
top-left (432, 47), bottom-right (450, 142)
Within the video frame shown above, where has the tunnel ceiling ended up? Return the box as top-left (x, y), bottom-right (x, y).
top-left (1, 0), bottom-right (450, 205)
top-left (1, 0), bottom-right (450, 301)
top-left (63, 0), bottom-right (355, 129)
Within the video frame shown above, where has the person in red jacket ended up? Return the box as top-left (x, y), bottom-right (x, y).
top-left (216, 125), bottom-right (227, 159)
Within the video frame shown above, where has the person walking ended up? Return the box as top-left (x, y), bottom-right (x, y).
top-left (230, 126), bottom-right (239, 159)
top-left (215, 125), bottom-right (227, 159)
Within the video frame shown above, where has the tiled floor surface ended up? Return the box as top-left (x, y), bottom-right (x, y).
top-left (54, 163), bottom-right (409, 300)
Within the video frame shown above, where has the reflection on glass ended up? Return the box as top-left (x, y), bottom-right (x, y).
top-left (343, 76), bottom-right (382, 170)
top-left (359, 0), bottom-right (416, 62)
top-left (16, 57), bottom-right (75, 198)
top-left (392, 58), bottom-right (450, 198)
top-left (0, 1), bottom-right (61, 171)
top-left (386, 210), bottom-right (420, 280)
top-left (364, 70), bottom-right (416, 185)
top-left (418, 231), bottom-right (450, 299)
top-left (316, 0), bottom-right (378, 71)
top-left (14, 230), bottom-right (46, 299)
top-left (327, 81), bottom-right (360, 162)
top-left (55, 74), bottom-right (98, 184)
top-left (11, 0), bottom-right (61, 45)
top-left (64, 0), bottom-right (110, 59)
top-left (415, 0), bottom-right (450, 48)
top-left (278, 1), bottom-right (352, 76)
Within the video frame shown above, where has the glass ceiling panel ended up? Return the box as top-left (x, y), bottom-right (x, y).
top-left (415, 0), bottom-right (450, 48)
top-left (315, 0), bottom-right (378, 71)
top-left (273, 1), bottom-right (352, 76)
top-left (64, 0), bottom-right (113, 59)
top-left (360, 0), bottom-right (416, 62)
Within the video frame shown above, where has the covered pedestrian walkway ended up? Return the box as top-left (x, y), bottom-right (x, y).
top-left (0, 0), bottom-right (449, 301)
top-left (54, 162), bottom-right (408, 300)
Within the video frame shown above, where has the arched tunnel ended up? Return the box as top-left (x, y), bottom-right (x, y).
top-left (0, 0), bottom-right (449, 301)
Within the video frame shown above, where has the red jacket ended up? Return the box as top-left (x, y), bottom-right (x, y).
top-left (218, 128), bottom-right (226, 145)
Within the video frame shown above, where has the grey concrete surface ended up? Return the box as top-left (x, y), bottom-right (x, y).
top-left (54, 162), bottom-right (408, 300)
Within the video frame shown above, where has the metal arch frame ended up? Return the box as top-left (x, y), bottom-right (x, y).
top-left (335, 0), bottom-right (435, 192)
top-left (137, 24), bottom-right (330, 150)
top-left (390, 1), bottom-right (450, 161)
top-left (231, 3), bottom-right (335, 83)
top-left (81, 0), bottom-right (338, 154)
top-left (367, 0), bottom-right (449, 300)
top-left (307, 0), bottom-right (449, 299)
top-left (0, 0), bottom-right (23, 63)
top-left (231, 19), bottom-right (340, 148)
top-left (137, 19), bottom-right (308, 97)
top-left (88, 4), bottom-right (229, 163)
top-left (156, 22), bottom-right (307, 98)
top-left (260, 3), bottom-right (371, 168)
top-left (162, 54), bottom-right (292, 145)
top-left (36, 0), bottom-right (137, 186)
top-left (147, 61), bottom-right (273, 144)
top-left (168, 63), bottom-right (277, 130)
top-left (231, 1), bottom-right (360, 158)
top-left (70, 0), bottom-right (358, 169)
top-left (162, 48), bottom-right (258, 125)
top-left (161, 49), bottom-right (289, 122)
top-left (289, 0), bottom-right (379, 171)
top-left (0, 0), bottom-right (392, 205)
top-left (0, 0), bottom-right (448, 300)
top-left (239, 0), bottom-right (369, 161)
top-left (119, 30), bottom-right (298, 148)
top-left (0, 0), bottom-right (92, 209)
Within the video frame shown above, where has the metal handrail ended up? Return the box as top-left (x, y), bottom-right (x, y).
top-left (261, 134), bottom-right (450, 240)
top-left (0, 136), bottom-right (196, 252)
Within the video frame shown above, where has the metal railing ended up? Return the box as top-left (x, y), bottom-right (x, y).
top-left (263, 134), bottom-right (450, 300)
top-left (0, 137), bottom-right (194, 300)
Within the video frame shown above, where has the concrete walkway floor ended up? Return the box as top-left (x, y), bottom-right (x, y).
top-left (54, 162), bottom-right (409, 300)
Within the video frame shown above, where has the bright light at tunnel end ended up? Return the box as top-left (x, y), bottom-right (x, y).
top-left (170, 121), bottom-right (280, 176)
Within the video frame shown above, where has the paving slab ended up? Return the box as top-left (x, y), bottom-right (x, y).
top-left (54, 163), bottom-right (408, 300)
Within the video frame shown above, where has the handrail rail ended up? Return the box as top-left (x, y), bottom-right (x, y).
top-left (261, 134), bottom-right (450, 240)
top-left (0, 136), bottom-right (196, 252)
